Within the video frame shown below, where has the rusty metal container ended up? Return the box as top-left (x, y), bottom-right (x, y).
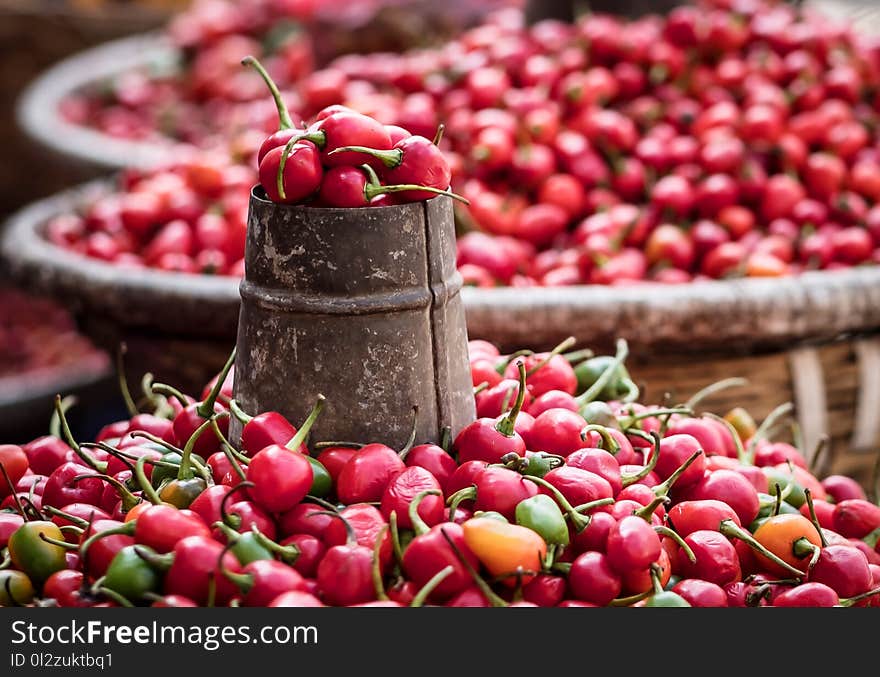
top-left (230, 188), bottom-right (475, 449)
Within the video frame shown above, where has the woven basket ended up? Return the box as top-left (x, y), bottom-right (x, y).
top-left (2, 179), bottom-right (879, 489)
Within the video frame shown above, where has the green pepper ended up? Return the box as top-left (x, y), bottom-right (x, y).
top-left (150, 451), bottom-right (206, 488)
top-left (213, 523), bottom-right (298, 566)
top-left (307, 457), bottom-right (332, 498)
top-left (157, 477), bottom-right (207, 509)
top-left (8, 521), bottom-right (68, 586)
top-left (0, 570), bottom-right (35, 606)
top-left (645, 590), bottom-right (691, 607)
top-left (515, 494), bottom-right (569, 547)
top-left (473, 511), bottom-right (508, 523)
top-left (521, 452), bottom-right (563, 478)
top-left (574, 355), bottom-right (633, 400)
top-left (762, 469), bottom-right (806, 508)
top-left (580, 401), bottom-right (619, 428)
top-left (103, 545), bottom-right (161, 603)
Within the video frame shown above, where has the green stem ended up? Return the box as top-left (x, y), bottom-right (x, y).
top-left (53, 395), bottom-right (105, 472)
top-left (408, 490), bottom-right (440, 537)
top-left (389, 510), bottom-right (404, 565)
top-left (621, 432), bottom-right (661, 487)
top-left (397, 406), bottom-right (419, 460)
top-left (365, 182), bottom-right (470, 205)
top-left (0, 464), bottom-right (26, 520)
top-left (651, 449), bottom-right (703, 498)
top-left (744, 402), bottom-right (794, 465)
top-left (718, 520), bottom-right (804, 579)
top-left (197, 348), bottom-right (236, 419)
top-left (410, 566), bottom-right (453, 607)
top-left (178, 417), bottom-right (217, 481)
top-left (618, 407), bottom-right (693, 429)
top-left (150, 383), bottom-right (190, 410)
top-left (579, 424), bottom-right (620, 453)
top-left (73, 473), bottom-right (139, 511)
top-left (250, 527), bottom-right (299, 565)
top-left (327, 145), bottom-right (402, 169)
top-left (129, 431), bottom-right (183, 456)
top-left (37, 533), bottom-right (77, 550)
top-left (526, 336), bottom-right (577, 377)
top-left (432, 123), bottom-right (445, 147)
top-left (135, 456), bottom-right (162, 505)
top-left (608, 589), bottom-right (652, 606)
top-left (655, 525), bottom-right (695, 563)
top-left (439, 426), bottom-right (452, 454)
top-left (572, 497), bottom-right (615, 513)
top-left (241, 55), bottom-right (295, 130)
top-left (49, 394), bottom-right (77, 440)
top-left (43, 506), bottom-right (89, 528)
top-left (212, 419), bottom-right (249, 480)
top-left (371, 525), bottom-right (390, 601)
top-left (522, 475), bottom-right (590, 533)
top-left (840, 584), bottom-right (880, 607)
top-left (575, 338), bottom-right (628, 406)
top-left (228, 400), bottom-right (253, 425)
top-left (220, 482), bottom-right (253, 530)
top-left (79, 522), bottom-right (136, 571)
top-left (445, 487), bottom-right (476, 524)
top-left (285, 395), bottom-right (326, 452)
top-left (563, 349), bottom-right (594, 364)
top-left (94, 585), bottom-right (134, 608)
top-left (685, 377), bottom-right (749, 411)
top-left (116, 344), bottom-right (139, 418)
top-left (495, 361), bottom-right (527, 437)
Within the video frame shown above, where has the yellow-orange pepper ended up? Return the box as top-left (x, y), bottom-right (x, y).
top-left (462, 517), bottom-right (547, 585)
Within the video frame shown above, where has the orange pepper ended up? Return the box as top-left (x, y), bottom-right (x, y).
top-left (753, 513), bottom-right (822, 576)
top-left (462, 517), bottom-right (546, 585)
top-left (123, 501), bottom-right (172, 523)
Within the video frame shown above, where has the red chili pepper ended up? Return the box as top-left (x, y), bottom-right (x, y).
top-left (402, 443), bottom-right (457, 494)
top-left (0, 512), bottom-right (25, 548)
top-left (401, 496), bottom-right (480, 602)
top-left (315, 445), bottom-right (359, 485)
top-left (689, 469), bottom-right (761, 526)
top-left (23, 437), bottom-right (72, 476)
top-left (0, 445), bottom-right (29, 498)
top-left (42, 463), bottom-right (104, 509)
top-left (832, 499), bottom-right (880, 538)
top-left (246, 397), bottom-right (323, 513)
top-left (455, 362), bottom-right (528, 464)
top-left (527, 409), bottom-right (590, 458)
top-left (268, 591), bottom-right (325, 607)
top-left (336, 443), bottom-right (406, 505)
top-left (42, 570), bottom-right (93, 607)
top-left (539, 466), bottom-right (614, 510)
top-left (105, 445), bottom-right (161, 479)
top-left (675, 529), bottom-right (741, 587)
top-left (79, 519), bottom-right (135, 578)
top-left (571, 510), bottom-right (616, 554)
top-left (188, 484), bottom-right (234, 528)
top-left (280, 533), bottom-right (325, 578)
top-left (219, 493), bottom-right (277, 542)
top-left (671, 579), bottom-right (729, 607)
top-left (222, 556), bottom-right (308, 607)
top-left (568, 551), bottom-right (622, 606)
top-left (667, 499), bottom-right (741, 537)
top-left (522, 574), bottom-right (567, 607)
top-left (134, 504), bottom-right (211, 554)
top-left (159, 535), bottom-right (243, 606)
top-left (606, 514), bottom-right (662, 574)
top-left (315, 514), bottom-right (375, 606)
top-left (808, 544), bottom-right (873, 598)
top-left (651, 433), bottom-right (707, 489)
top-left (278, 503), bottom-right (336, 539)
top-left (380, 466), bottom-right (444, 531)
top-left (322, 504), bottom-right (392, 572)
top-left (238, 411), bottom-right (296, 457)
top-left (565, 448), bottom-right (623, 496)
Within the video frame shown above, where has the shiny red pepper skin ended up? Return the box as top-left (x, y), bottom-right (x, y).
top-left (240, 412), bottom-right (297, 457)
top-left (401, 523), bottom-right (480, 601)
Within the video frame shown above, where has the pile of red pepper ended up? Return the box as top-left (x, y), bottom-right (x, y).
top-left (1, 338), bottom-right (878, 607)
top-left (47, 0), bottom-right (880, 284)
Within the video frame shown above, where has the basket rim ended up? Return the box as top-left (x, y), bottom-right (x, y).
top-left (15, 31), bottom-right (178, 171)
top-left (3, 177), bottom-right (880, 351)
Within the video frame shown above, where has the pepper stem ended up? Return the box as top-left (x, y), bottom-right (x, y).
top-left (241, 55), bottom-right (295, 130)
top-left (250, 527), bottom-right (300, 565)
top-left (575, 338), bottom-right (629, 406)
top-left (150, 383), bottom-right (191, 410)
top-left (445, 487), bottom-right (477, 524)
top-left (49, 394), bottom-right (76, 440)
top-left (840, 584), bottom-right (880, 607)
top-left (651, 449), bottom-right (704, 499)
top-left (618, 407), bottom-right (693, 428)
top-left (432, 124), bottom-right (445, 147)
top-left (177, 417), bottom-right (218, 481)
top-left (221, 482), bottom-right (254, 530)
top-left (212, 419), bottom-right (249, 479)
top-left (572, 497), bottom-right (615, 513)
top-left (219, 542), bottom-right (255, 594)
top-left (197, 348), bottom-right (236, 419)
top-left (579, 424), bottom-right (620, 453)
top-left (685, 377), bottom-right (748, 411)
top-left (526, 336), bottom-right (577, 377)
top-left (397, 406), bottom-right (419, 460)
top-left (371, 525), bottom-right (390, 601)
top-left (130, 431), bottom-right (183, 456)
top-left (133, 546), bottom-right (174, 572)
top-left (116, 343), bottom-right (140, 418)
top-left (718, 519), bottom-right (804, 578)
top-left (409, 490), bottom-right (440, 537)
top-left (79, 522), bottom-right (137, 571)
top-left (42, 506), bottom-right (90, 529)
top-left (364, 182), bottom-right (470, 205)
top-left (655, 525), bottom-right (695, 563)
top-left (53, 395), bottom-right (105, 473)
top-left (73, 473), bottom-right (139, 511)
top-left (228, 399), bottom-right (253, 425)
top-left (744, 402), bottom-right (794, 465)
top-left (495, 361), bottom-right (527, 437)
top-left (389, 510), bottom-right (404, 564)
top-left (621, 432), bottom-right (661, 487)
top-left (328, 145), bottom-right (402, 169)
top-left (410, 565), bottom-right (453, 607)
top-left (134, 456), bottom-right (163, 506)
top-left (521, 475), bottom-right (591, 533)
top-left (0, 463), bottom-right (26, 520)
top-left (285, 395), bottom-right (326, 452)
top-left (94, 585), bottom-right (135, 608)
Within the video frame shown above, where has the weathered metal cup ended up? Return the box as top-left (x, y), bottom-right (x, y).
top-left (230, 187), bottom-right (475, 449)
